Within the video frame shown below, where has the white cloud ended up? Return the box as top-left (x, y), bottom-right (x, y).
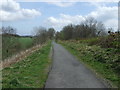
top-left (45, 14), bottom-right (85, 31)
top-left (105, 19), bottom-right (117, 29)
top-left (47, 2), bottom-right (118, 31)
top-left (0, 0), bottom-right (41, 21)
top-left (15, 0), bottom-right (119, 7)
top-left (87, 6), bottom-right (118, 30)
top-left (0, 0), bottom-right (20, 11)
top-left (47, 2), bottom-right (75, 7)
top-left (45, 5), bottom-right (118, 31)
top-left (88, 6), bottom-right (117, 20)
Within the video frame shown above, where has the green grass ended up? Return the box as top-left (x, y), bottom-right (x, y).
top-left (59, 40), bottom-right (120, 88)
top-left (2, 36), bottom-right (20, 60)
top-left (2, 41), bottom-right (52, 88)
top-left (19, 37), bottom-right (33, 50)
top-left (2, 36), bottom-right (34, 60)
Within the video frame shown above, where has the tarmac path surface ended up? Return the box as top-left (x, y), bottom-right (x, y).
top-left (45, 42), bottom-right (108, 88)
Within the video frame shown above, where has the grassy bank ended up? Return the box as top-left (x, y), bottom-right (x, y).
top-left (2, 41), bottom-right (52, 88)
top-left (59, 40), bottom-right (119, 88)
top-left (2, 35), bottom-right (34, 60)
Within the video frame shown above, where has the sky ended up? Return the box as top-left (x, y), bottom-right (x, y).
top-left (0, 0), bottom-right (119, 35)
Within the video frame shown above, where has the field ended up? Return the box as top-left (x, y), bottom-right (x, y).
top-left (19, 37), bottom-right (33, 50)
top-left (2, 41), bottom-right (51, 88)
top-left (2, 35), bottom-right (34, 60)
top-left (59, 39), bottom-right (120, 88)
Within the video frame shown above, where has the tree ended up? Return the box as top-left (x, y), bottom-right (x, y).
top-left (34, 26), bottom-right (48, 44)
top-left (81, 17), bottom-right (98, 37)
top-left (33, 26), bottom-right (56, 44)
top-left (56, 17), bottom-right (107, 40)
top-left (47, 28), bottom-right (55, 39)
top-left (62, 24), bottom-right (74, 40)
top-left (96, 22), bottom-right (107, 36)
top-left (2, 26), bottom-right (16, 34)
top-left (55, 31), bottom-right (60, 42)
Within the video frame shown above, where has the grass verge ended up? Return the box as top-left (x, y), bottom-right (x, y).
top-left (2, 41), bottom-right (52, 88)
top-left (59, 40), bottom-right (119, 88)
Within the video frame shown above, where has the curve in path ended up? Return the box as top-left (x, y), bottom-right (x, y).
top-left (45, 42), bottom-right (109, 88)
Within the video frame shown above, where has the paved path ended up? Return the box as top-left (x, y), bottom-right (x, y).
top-left (45, 42), bottom-right (109, 88)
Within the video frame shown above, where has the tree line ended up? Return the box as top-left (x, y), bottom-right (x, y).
top-left (1, 17), bottom-right (116, 44)
top-left (33, 27), bottom-right (55, 44)
top-left (1, 26), bottom-right (55, 44)
top-left (55, 17), bottom-right (108, 40)
top-left (1, 26), bottom-right (55, 60)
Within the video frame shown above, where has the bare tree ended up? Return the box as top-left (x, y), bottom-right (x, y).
top-left (96, 22), bottom-right (107, 36)
top-left (2, 26), bottom-right (16, 34)
top-left (34, 26), bottom-right (48, 44)
top-left (82, 17), bottom-right (98, 37)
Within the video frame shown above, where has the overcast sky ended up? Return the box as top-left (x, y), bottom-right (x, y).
top-left (0, 0), bottom-right (118, 35)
